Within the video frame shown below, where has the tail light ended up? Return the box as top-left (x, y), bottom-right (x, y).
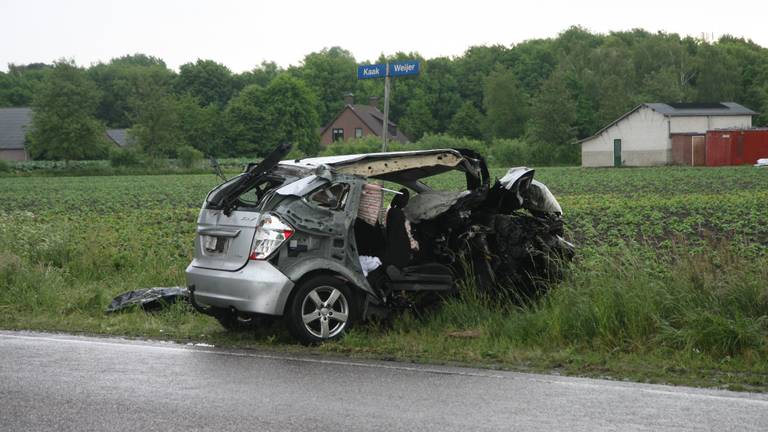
top-left (249, 214), bottom-right (294, 260)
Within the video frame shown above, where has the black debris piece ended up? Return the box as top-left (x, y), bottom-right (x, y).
top-left (106, 287), bottom-right (189, 313)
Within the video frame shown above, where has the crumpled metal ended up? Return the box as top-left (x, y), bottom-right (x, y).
top-left (106, 287), bottom-right (189, 313)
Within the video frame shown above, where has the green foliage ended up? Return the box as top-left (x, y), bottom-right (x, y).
top-left (421, 57), bottom-right (463, 131)
top-left (225, 75), bottom-right (320, 156)
top-left (320, 136), bottom-right (385, 156)
top-left (175, 59), bottom-right (235, 107)
top-left (128, 82), bottom-right (183, 157)
top-left (235, 61), bottom-right (283, 89)
top-left (26, 60), bottom-right (108, 161)
top-left (88, 54), bottom-right (174, 128)
top-left (0, 63), bottom-right (50, 107)
top-left (0, 159), bottom-right (10, 173)
top-left (416, 133), bottom-right (489, 158)
top-left (447, 101), bottom-right (484, 140)
top-left (176, 145), bottom-right (204, 168)
top-left (9, 29), bottom-right (768, 164)
top-left (489, 138), bottom-right (534, 166)
top-left (398, 91), bottom-right (436, 141)
top-left (483, 65), bottom-right (529, 139)
top-left (108, 147), bottom-right (144, 167)
top-left (176, 94), bottom-right (224, 156)
top-left (522, 68), bottom-right (582, 165)
top-left (262, 75), bottom-right (321, 155)
top-left (224, 84), bottom-right (268, 156)
top-left (294, 47), bottom-right (357, 124)
top-left (694, 44), bottom-right (739, 102)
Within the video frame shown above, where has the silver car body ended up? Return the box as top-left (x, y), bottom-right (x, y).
top-left (186, 147), bottom-right (562, 317)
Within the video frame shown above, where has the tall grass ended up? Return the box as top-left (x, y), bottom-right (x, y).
top-left (341, 241), bottom-right (768, 367)
top-left (514, 242), bottom-right (767, 357)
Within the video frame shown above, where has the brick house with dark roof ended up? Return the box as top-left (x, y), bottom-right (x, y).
top-left (0, 107), bottom-right (32, 161)
top-left (0, 107), bottom-right (133, 161)
top-left (319, 94), bottom-right (409, 146)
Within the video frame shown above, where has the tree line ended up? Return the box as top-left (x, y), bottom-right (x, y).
top-left (1, 27), bottom-right (767, 164)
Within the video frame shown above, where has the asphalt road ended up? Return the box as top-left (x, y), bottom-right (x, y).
top-left (1, 331), bottom-right (766, 432)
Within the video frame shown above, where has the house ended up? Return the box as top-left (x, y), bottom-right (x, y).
top-left (578, 102), bottom-right (757, 167)
top-left (0, 106), bottom-right (132, 161)
top-left (0, 107), bottom-right (32, 161)
top-left (319, 94), bottom-right (409, 146)
top-left (105, 129), bottom-right (133, 148)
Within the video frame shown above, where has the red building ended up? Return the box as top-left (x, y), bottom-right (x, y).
top-left (319, 94), bottom-right (409, 146)
top-left (705, 129), bottom-right (768, 166)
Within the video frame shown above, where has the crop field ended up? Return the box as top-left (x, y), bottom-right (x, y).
top-left (1, 166), bottom-right (767, 390)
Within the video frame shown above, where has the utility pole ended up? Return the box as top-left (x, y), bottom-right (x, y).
top-left (381, 63), bottom-right (391, 152)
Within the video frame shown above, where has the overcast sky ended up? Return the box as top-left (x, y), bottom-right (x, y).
top-left (1, 0), bottom-right (767, 72)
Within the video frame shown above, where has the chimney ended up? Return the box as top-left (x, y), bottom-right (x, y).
top-left (368, 96), bottom-right (380, 107)
top-left (343, 93), bottom-right (354, 105)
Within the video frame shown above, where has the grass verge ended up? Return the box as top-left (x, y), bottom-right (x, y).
top-left (1, 234), bottom-right (766, 392)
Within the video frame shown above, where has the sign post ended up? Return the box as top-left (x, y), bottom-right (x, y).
top-left (357, 60), bottom-right (420, 151)
top-left (381, 64), bottom-right (391, 151)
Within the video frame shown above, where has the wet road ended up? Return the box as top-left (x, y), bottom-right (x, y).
top-left (1, 331), bottom-right (766, 431)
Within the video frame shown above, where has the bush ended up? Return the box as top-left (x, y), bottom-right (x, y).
top-left (415, 134), bottom-right (488, 158)
top-left (0, 159), bottom-right (10, 173)
top-left (489, 138), bottom-right (534, 166)
top-left (109, 148), bottom-right (145, 167)
top-left (320, 136), bottom-right (385, 156)
top-left (176, 145), bottom-right (204, 168)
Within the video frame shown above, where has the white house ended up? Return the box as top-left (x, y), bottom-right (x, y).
top-left (578, 102), bottom-right (757, 167)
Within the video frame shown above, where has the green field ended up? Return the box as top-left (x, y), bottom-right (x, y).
top-left (1, 166), bottom-right (767, 390)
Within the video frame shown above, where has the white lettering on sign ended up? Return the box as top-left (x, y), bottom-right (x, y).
top-left (364, 68), bottom-right (381, 76)
top-left (392, 63), bottom-right (415, 73)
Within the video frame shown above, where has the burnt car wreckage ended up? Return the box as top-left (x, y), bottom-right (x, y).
top-left (185, 143), bottom-right (573, 343)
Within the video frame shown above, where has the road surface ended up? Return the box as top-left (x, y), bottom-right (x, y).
top-left (1, 331), bottom-right (766, 431)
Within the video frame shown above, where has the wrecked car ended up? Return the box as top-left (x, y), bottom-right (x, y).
top-left (186, 143), bottom-right (573, 343)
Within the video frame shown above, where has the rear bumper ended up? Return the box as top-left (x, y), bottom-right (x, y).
top-left (185, 260), bottom-right (294, 316)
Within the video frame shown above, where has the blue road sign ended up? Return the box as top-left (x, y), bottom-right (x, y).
top-left (389, 60), bottom-right (420, 77)
top-left (357, 64), bottom-right (387, 80)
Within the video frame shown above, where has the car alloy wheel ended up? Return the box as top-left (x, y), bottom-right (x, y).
top-left (300, 285), bottom-right (349, 339)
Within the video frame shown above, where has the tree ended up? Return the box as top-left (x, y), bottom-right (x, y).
top-left (483, 66), bottom-right (528, 139)
top-left (224, 84), bottom-right (269, 156)
top-left (88, 55), bottom-right (175, 127)
top-left (454, 45), bottom-right (507, 109)
top-left (263, 75), bottom-right (321, 155)
top-left (295, 47), bottom-right (357, 124)
top-left (175, 59), bottom-right (235, 107)
top-left (225, 75), bottom-right (320, 156)
top-left (0, 63), bottom-right (51, 107)
top-left (176, 94), bottom-right (224, 156)
top-left (422, 57), bottom-right (463, 132)
top-left (128, 80), bottom-right (183, 157)
top-left (399, 90), bottom-right (436, 141)
top-left (528, 70), bottom-right (579, 163)
top-left (27, 60), bottom-right (107, 161)
top-left (694, 44), bottom-right (739, 102)
top-left (235, 61), bottom-right (283, 90)
top-left (640, 66), bottom-right (688, 102)
top-left (448, 101), bottom-right (484, 139)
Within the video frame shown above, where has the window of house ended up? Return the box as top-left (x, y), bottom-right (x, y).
top-left (355, 128), bottom-right (363, 138)
top-left (332, 128), bottom-right (344, 142)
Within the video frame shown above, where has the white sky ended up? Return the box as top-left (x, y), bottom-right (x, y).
top-left (1, 0), bottom-right (767, 72)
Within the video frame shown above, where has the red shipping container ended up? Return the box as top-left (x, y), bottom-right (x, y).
top-left (705, 129), bottom-right (768, 166)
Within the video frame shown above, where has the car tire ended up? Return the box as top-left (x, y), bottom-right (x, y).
top-left (286, 275), bottom-right (358, 344)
